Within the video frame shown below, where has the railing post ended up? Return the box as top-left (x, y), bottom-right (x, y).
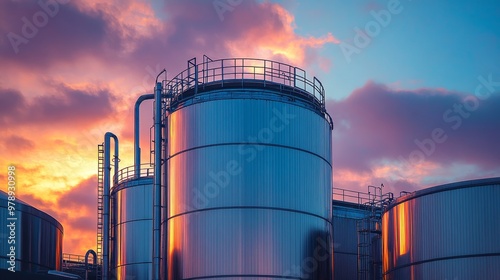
top-left (263, 60), bottom-right (266, 87)
top-left (293, 67), bottom-right (296, 88)
top-left (221, 59), bottom-right (224, 87)
top-left (313, 77), bottom-right (316, 99)
top-left (194, 64), bottom-right (198, 95)
top-left (241, 58), bottom-right (244, 86)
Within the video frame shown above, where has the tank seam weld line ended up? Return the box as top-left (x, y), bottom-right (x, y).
top-left (167, 142), bottom-right (332, 168)
top-left (334, 251), bottom-right (359, 256)
top-left (111, 180), bottom-right (154, 193)
top-left (168, 206), bottom-right (333, 226)
top-left (113, 261), bottom-right (154, 268)
top-left (113, 218), bottom-right (151, 226)
top-left (170, 93), bottom-right (324, 117)
top-left (384, 252), bottom-right (500, 275)
top-left (0, 205), bottom-right (64, 231)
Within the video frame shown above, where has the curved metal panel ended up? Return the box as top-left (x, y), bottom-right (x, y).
top-left (382, 179), bottom-right (500, 279)
top-left (167, 146), bottom-right (331, 219)
top-left (166, 96), bottom-right (333, 279)
top-left (332, 201), bottom-right (371, 280)
top-left (0, 190), bottom-right (63, 272)
top-left (168, 97), bottom-right (332, 164)
top-left (110, 177), bottom-right (153, 280)
top-left (168, 209), bottom-right (332, 279)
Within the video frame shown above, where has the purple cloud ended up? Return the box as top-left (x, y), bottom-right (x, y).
top-left (0, 0), bottom-right (114, 66)
top-left (1, 135), bottom-right (35, 152)
top-left (0, 84), bottom-right (116, 128)
top-left (329, 81), bottom-right (500, 172)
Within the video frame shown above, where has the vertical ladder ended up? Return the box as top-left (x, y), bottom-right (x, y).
top-left (372, 209), bottom-right (383, 280)
top-left (357, 218), bottom-right (371, 280)
top-left (96, 144), bottom-right (105, 280)
top-left (357, 186), bottom-right (385, 280)
top-left (150, 97), bottom-right (169, 166)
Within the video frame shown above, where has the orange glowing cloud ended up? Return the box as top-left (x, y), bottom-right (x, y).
top-left (16, 176), bottom-right (99, 254)
top-left (0, 0), bottom-right (338, 258)
top-left (224, 2), bottom-right (339, 67)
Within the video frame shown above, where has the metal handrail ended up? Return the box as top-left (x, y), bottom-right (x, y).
top-left (113, 164), bottom-right (154, 185)
top-left (163, 57), bottom-right (326, 110)
top-left (333, 187), bottom-right (394, 208)
top-left (63, 253), bottom-right (100, 265)
top-left (333, 187), bottom-right (373, 205)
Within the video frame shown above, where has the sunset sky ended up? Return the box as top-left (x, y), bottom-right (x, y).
top-left (1, 0), bottom-right (499, 255)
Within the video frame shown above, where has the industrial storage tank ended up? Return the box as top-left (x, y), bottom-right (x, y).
top-left (0, 190), bottom-right (63, 273)
top-left (332, 187), bottom-right (391, 280)
top-left (110, 165), bottom-right (154, 279)
top-left (382, 177), bottom-right (500, 279)
top-left (332, 200), bottom-right (370, 280)
top-left (163, 57), bottom-right (334, 279)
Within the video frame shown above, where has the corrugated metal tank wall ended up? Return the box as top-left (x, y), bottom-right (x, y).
top-left (165, 89), bottom-right (333, 279)
top-left (332, 201), bottom-right (370, 280)
top-left (382, 177), bottom-right (500, 279)
top-left (0, 190), bottom-right (63, 272)
top-left (110, 171), bottom-right (153, 279)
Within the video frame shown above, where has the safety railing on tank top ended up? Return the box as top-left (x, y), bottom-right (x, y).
top-left (63, 253), bottom-right (100, 266)
top-left (333, 187), bottom-right (394, 208)
top-left (162, 57), bottom-right (327, 111)
top-left (333, 187), bottom-right (374, 205)
top-left (113, 164), bottom-right (154, 186)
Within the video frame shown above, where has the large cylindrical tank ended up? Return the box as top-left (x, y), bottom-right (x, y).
top-left (164, 58), bottom-right (333, 279)
top-left (0, 190), bottom-right (63, 272)
top-left (110, 165), bottom-right (154, 279)
top-left (382, 177), bottom-right (500, 279)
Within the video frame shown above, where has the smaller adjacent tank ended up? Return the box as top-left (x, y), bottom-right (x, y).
top-left (110, 165), bottom-right (154, 280)
top-left (0, 190), bottom-right (63, 272)
top-left (332, 187), bottom-right (389, 280)
top-left (333, 200), bottom-right (370, 280)
top-left (382, 177), bottom-right (500, 279)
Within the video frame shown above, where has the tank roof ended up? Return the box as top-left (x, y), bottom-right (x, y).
top-left (0, 190), bottom-right (64, 232)
top-left (162, 57), bottom-right (332, 126)
top-left (388, 177), bottom-right (500, 210)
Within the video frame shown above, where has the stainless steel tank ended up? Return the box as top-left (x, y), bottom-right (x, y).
top-left (332, 187), bottom-right (387, 280)
top-left (382, 177), bottom-right (500, 279)
top-left (163, 58), bottom-right (334, 279)
top-left (0, 190), bottom-right (63, 272)
top-left (332, 200), bottom-right (370, 280)
top-left (110, 165), bottom-right (154, 279)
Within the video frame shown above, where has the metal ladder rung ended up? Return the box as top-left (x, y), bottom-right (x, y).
top-left (96, 144), bottom-right (105, 280)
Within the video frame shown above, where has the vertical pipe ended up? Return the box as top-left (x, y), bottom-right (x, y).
top-left (103, 132), bottom-right (118, 280)
top-left (134, 94), bottom-right (155, 178)
top-left (153, 71), bottom-right (165, 279)
top-left (161, 112), bottom-right (168, 278)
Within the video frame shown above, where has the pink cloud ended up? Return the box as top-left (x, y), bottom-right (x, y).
top-left (0, 0), bottom-right (114, 67)
top-left (1, 0), bottom-right (336, 77)
top-left (1, 135), bottom-right (35, 153)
